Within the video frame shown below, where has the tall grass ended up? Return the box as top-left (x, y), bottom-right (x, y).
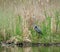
top-left (30, 11), bottom-right (60, 43)
top-left (30, 27), bottom-right (39, 43)
top-left (55, 11), bottom-right (60, 32)
top-left (0, 15), bottom-right (23, 42)
top-left (15, 15), bottom-right (23, 42)
top-left (0, 11), bottom-right (60, 43)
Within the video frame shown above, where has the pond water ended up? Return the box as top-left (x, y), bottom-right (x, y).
top-left (0, 46), bottom-right (60, 52)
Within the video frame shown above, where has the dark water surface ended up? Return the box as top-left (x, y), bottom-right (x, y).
top-left (0, 45), bottom-right (60, 52)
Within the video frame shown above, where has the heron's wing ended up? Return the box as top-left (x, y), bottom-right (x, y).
top-left (34, 27), bottom-right (41, 32)
top-left (34, 26), bottom-right (43, 34)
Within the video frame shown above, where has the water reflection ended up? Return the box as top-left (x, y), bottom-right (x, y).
top-left (23, 47), bottom-right (32, 52)
top-left (0, 45), bottom-right (60, 52)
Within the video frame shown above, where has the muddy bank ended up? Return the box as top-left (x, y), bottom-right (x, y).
top-left (0, 41), bottom-right (60, 47)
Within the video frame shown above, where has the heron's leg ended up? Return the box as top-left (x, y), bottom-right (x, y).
top-left (36, 33), bottom-right (41, 42)
top-left (35, 32), bottom-right (39, 42)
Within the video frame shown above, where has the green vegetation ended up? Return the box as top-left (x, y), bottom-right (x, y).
top-left (0, 15), bottom-right (23, 42)
top-left (30, 11), bottom-right (60, 43)
top-left (0, 11), bottom-right (60, 43)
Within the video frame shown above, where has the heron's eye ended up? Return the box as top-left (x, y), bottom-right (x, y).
top-left (35, 26), bottom-right (37, 28)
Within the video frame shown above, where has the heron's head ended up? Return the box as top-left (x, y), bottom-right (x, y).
top-left (35, 26), bottom-right (37, 28)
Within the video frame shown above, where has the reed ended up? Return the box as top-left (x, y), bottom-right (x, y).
top-left (0, 11), bottom-right (60, 43)
top-left (30, 11), bottom-right (60, 43)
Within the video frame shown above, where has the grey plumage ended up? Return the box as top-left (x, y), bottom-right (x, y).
top-left (32, 16), bottom-right (43, 35)
top-left (34, 25), bottom-right (43, 35)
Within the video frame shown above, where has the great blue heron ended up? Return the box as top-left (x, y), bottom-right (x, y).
top-left (34, 25), bottom-right (43, 35)
top-left (32, 16), bottom-right (43, 35)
